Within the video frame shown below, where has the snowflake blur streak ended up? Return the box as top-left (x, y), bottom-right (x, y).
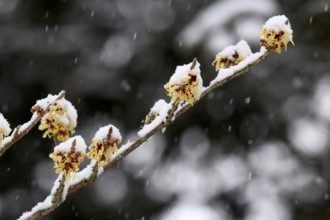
top-left (164, 59), bottom-right (200, 105)
top-left (49, 139), bottom-right (85, 179)
top-left (38, 103), bottom-right (75, 142)
top-left (259, 15), bottom-right (294, 53)
top-left (87, 127), bottom-right (120, 167)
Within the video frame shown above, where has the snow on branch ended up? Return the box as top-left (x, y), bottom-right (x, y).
top-left (0, 91), bottom-right (66, 157)
top-left (138, 100), bottom-right (172, 137)
top-left (16, 15), bottom-right (294, 220)
top-left (19, 136), bottom-right (87, 220)
top-left (18, 173), bottom-right (66, 220)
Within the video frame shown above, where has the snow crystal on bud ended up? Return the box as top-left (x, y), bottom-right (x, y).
top-left (93, 125), bottom-right (122, 142)
top-left (212, 40), bottom-right (252, 71)
top-left (54, 135), bottom-right (87, 153)
top-left (260, 15), bottom-right (294, 53)
top-left (138, 99), bottom-right (172, 137)
top-left (0, 113), bottom-right (11, 144)
top-left (164, 59), bottom-right (203, 105)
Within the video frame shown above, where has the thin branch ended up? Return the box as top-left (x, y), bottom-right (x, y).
top-left (18, 174), bottom-right (66, 220)
top-left (19, 48), bottom-right (272, 220)
top-left (176, 50), bottom-right (272, 117)
top-left (70, 49), bottom-right (271, 193)
top-left (0, 91), bottom-right (66, 157)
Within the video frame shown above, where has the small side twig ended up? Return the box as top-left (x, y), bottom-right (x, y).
top-left (0, 91), bottom-right (66, 157)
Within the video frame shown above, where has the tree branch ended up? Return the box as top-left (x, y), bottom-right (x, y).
top-left (18, 174), bottom-right (66, 220)
top-left (19, 47), bottom-right (272, 220)
top-left (0, 91), bottom-right (66, 157)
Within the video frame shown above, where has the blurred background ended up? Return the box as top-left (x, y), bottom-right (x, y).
top-left (0, 0), bottom-right (329, 219)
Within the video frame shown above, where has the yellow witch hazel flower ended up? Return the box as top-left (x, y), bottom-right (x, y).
top-left (0, 113), bottom-right (11, 145)
top-left (212, 40), bottom-right (252, 71)
top-left (164, 58), bottom-right (203, 105)
top-left (49, 136), bottom-right (87, 179)
top-left (138, 99), bottom-right (172, 137)
top-left (259, 15), bottom-right (294, 53)
top-left (87, 125), bottom-right (122, 167)
top-left (38, 98), bottom-right (77, 143)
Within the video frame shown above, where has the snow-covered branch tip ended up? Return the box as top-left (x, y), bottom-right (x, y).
top-left (260, 15), bottom-right (294, 53)
top-left (16, 15), bottom-right (294, 220)
top-left (0, 91), bottom-right (66, 157)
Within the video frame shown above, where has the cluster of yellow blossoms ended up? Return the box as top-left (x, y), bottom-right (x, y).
top-left (164, 59), bottom-right (202, 105)
top-left (259, 15), bottom-right (294, 53)
top-left (87, 126), bottom-right (121, 167)
top-left (87, 139), bottom-right (119, 167)
top-left (164, 71), bottom-right (199, 105)
top-left (39, 101), bottom-right (77, 143)
top-left (49, 137), bottom-right (86, 179)
top-left (212, 40), bottom-right (252, 72)
top-left (212, 51), bottom-right (244, 71)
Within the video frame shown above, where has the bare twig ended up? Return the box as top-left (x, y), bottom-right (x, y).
top-left (19, 49), bottom-right (271, 220)
top-left (0, 91), bottom-right (66, 157)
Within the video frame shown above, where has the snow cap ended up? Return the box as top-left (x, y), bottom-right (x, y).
top-left (93, 124), bottom-right (122, 142)
top-left (35, 94), bottom-right (58, 110)
top-left (54, 135), bottom-right (87, 153)
top-left (164, 59), bottom-right (203, 105)
top-left (212, 40), bottom-right (252, 71)
top-left (262, 15), bottom-right (293, 39)
top-left (55, 98), bottom-right (78, 128)
top-left (260, 15), bottom-right (294, 53)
